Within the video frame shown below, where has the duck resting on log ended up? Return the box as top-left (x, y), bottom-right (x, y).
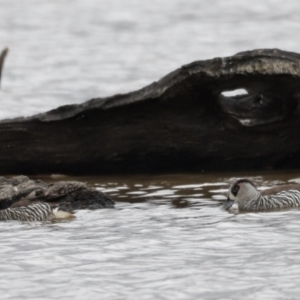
top-left (0, 175), bottom-right (114, 221)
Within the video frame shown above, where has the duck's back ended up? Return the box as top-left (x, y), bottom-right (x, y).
top-left (259, 186), bottom-right (300, 210)
top-left (261, 184), bottom-right (300, 196)
top-left (0, 203), bottom-right (54, 221)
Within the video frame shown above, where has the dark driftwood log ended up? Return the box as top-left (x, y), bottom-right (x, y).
top-left (2, 48), bottom-right (300, 175)
top-left (0, 47), bottom-right (8, 89)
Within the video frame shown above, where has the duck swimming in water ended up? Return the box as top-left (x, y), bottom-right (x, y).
top-left (0, 175), bottom-right (114, 221)
top-left (0, 203), bottom-right (73, 221)
top-left (223, 179), bottom-right (300, 211)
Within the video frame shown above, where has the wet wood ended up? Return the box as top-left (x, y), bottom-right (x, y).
top-left (1, 48), bottom-right (300, 174)
top-left (0, 47), bottom-right (8, 89)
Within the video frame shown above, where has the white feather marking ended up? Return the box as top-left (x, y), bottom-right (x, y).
top-left (53, 208), bottom-right (75, 219)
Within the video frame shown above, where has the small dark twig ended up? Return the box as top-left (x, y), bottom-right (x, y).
top-left (0, 47), bottom-right (9, 89)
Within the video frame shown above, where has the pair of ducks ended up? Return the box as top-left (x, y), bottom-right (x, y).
top-left (1, 176), bottom-right (299, 221)
top-left (0, 176), bottom-right (114, 222)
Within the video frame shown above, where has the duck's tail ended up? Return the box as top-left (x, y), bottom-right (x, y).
top-left (53, 207), bottom-right (75, 219)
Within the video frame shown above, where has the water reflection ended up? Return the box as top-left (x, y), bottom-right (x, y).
top-left (91, 175), bottom-right (228, 209)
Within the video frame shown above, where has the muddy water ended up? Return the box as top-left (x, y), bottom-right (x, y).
top-left (1, 170), bottom-right (300, 299)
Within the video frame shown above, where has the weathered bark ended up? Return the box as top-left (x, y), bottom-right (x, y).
top-left (1, 48), bottom-right (300, 174)
top-left (0, 47), bottom-right (9, 89)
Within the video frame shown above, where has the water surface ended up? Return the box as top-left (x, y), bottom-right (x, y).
top-left (1, 1), bottom-right (300, 299)
top-left (2, 171), bottom-right (300, 299)
top-left (0, 0), bottom-right (300, 119)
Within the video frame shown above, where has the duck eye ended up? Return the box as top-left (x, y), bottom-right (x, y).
top-left (232, 186), bottom-right (239, 194)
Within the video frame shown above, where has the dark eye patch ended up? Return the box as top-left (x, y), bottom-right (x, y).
top-left (231, 185), bottom-right (239, 196)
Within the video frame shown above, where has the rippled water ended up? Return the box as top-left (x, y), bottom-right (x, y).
top-left (1, 1), bottom-right (300, 299)
top-left (1, 171), bottom-right (300, 299)
top-left (0, 0), bottom-right (300, 119)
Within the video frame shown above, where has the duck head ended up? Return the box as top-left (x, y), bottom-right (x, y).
top-left (222, 179), bottom-right (259, 210)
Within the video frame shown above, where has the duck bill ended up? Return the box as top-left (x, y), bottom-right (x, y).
top-left (222, 198), bottom-right (235, 210)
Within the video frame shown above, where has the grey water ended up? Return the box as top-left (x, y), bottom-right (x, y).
top-left (2, 172), bottom-right (300, 300)
top-left (1, 0), bottom-right (300, 120)
top-left (1, 0), bottom-right (300, 299)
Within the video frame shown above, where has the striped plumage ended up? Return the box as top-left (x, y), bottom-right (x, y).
top-left (223, 179), bottom-right (300, 211)
top-left (0, 203), bottom-right (69, 222)
top-left (0, 175), bottom-right (115, 221)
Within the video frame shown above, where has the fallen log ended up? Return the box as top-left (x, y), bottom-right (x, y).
top-left (1, 48), bottom-right (300, 175)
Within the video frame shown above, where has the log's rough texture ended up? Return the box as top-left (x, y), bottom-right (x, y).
top-left (2, 48), bottom-right (300, 174)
